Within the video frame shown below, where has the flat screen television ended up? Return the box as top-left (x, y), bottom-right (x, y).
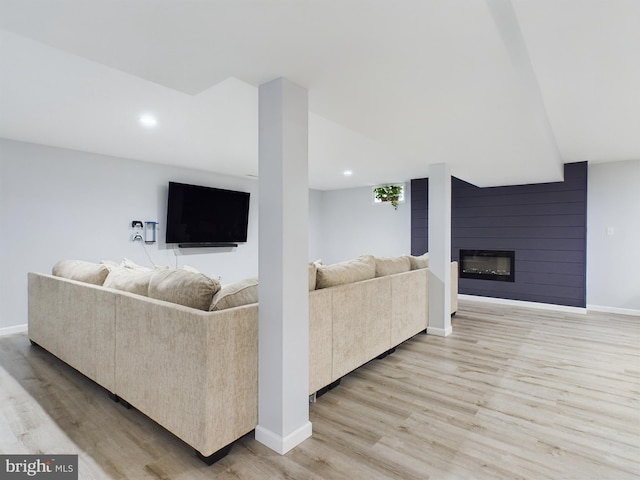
top-left (165, 181), bottom-right (250, 246)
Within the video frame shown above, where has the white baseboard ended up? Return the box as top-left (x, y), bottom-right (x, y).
top-left (255, 421), bottom-right (312, 455)
top-left (426, 326), bottom-right (453, 337)
top-left (0, 324), bottom-right (28, 337)
top-left (458, 294), bottom-right (587, 314)
top-left (586, 304), bottom-right (640, 317)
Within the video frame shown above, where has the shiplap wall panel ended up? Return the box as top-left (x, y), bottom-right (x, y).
top-left (411, 162), bottom-right (587, 307)
top-left (410, 178), bottom-right (428, 256)
top-left (455, 202), bottom-right (586, 217)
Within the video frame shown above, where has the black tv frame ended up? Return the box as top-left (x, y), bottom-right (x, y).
top-left (165, 181), bottom-right (250, 247)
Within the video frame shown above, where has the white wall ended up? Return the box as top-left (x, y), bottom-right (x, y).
top-left (310, 184), bottom-right (411, 264)
top-left (0, 139), bottom-right (259, 330)
top-left (308, 189), bottom-right (324, 262)
top-left (0, 139), bottom-right (413, 331)
top-left (587, 159), bottom-right (640, 313)
top-left (10, 137), bottom-right (631, 329)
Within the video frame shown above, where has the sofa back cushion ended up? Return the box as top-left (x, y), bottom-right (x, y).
top-left (316, 255), bottom-right (376, 289)
top-left (210, 278), bottom-right (259, 311)
top-left (408, 253), bottom-right (429, 270)
top-left (375, 256), bottom-right (411, 277)
top-left (149, 269), bottom-right (221, 311)
top-left (52, 259), bottom-right (109, 286)
top-left (309, 262), bottom-right (319, 291)
top-left (103, 267), bottom-right (154, 296)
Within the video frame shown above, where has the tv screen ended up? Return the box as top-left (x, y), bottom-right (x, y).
top-left (165, 182), bottom-right (250, 245)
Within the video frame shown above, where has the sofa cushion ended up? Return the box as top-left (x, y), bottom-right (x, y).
top-left (121, 257), bottom-right (153, 271)
top-left (316, 255), bottom-right (376, 289)
top-left (210, 278), bottom-right (259, 311)
top-left (103, 267), bottom-right (154, 296)
top-left (308, 262), bottom-right (318, 291)
top-left (408, 253), bottom-right (429, 270)
top-left (52, 259), bottom-right (109, 286)
top-left (149, 269), bottom-right (221, 311)
top-left (100, 259), bottom-right (121, 272)
top-left (375, 256), bottom-right (411, 277)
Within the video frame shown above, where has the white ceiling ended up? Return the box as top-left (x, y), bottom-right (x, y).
top-left (1, 0), bottom-right (638, 190)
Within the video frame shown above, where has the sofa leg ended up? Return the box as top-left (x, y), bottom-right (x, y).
top-left (314, 385), bottom-right (330, 399)
top-left (196, 444), bottom-right (232, 465)
top-left (314, 377), bottom-right (343, 401)
top-left (108, 394), bottom-right (133, 409)
top-left (309, 392), bottom-right (317, 403)
top-left (377, 347), bottom-right (396, 360)
top-left (328, 378), bottom-right (341, 390)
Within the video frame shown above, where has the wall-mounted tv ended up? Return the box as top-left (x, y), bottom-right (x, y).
top-left (165, 181), bottom-right (250, 247)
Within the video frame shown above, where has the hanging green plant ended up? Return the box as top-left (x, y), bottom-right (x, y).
top-left (373, 184), bottom-right (403, 210)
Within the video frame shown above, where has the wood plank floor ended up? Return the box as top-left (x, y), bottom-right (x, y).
top-left (1, 300), bottom-right (638, 479)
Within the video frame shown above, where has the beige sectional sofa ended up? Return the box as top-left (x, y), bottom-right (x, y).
top-left (28, 254), bottom-right (457, 464)
top-left (28, 268), bottom-right (258, 464)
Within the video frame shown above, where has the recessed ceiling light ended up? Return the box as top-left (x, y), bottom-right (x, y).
top-left (139, 114), bottom-right (158, 127)
top-left (343, 170), bottom-right (353, 176)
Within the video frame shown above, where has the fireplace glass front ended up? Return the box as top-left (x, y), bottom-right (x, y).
top-left (459, 249), bottom-right (515, 282)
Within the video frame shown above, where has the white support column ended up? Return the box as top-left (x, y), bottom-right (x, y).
top-left (427, 163), bottom-right (452, 337)
top-left (256, 77), bottom-right (312, 454)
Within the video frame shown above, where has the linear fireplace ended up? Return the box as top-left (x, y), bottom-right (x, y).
top-left (459, 249), bottom-right (515, 282)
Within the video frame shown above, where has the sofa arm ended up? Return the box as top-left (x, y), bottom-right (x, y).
top-left (28, 273), bottom-right (117, 393)
top-left (114, 292), bottom-right (258, 457)
top-left (331, 278), bottom-right (392, 380)
top-left (309, 288), bottom-right (333, 394)
top-left (451, 261), bottom-right (459, 314)
top-left (391, 269), bottom-right (428, 345)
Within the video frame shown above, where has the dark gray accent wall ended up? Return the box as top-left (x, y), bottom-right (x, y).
top-left (410, 178), bottom-right (429, 256)
top-left (411, 162), bottom-right (587, 307)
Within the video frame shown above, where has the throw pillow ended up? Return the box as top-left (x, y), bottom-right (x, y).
top-left (209, 278), bottom-right (259, 311)
top-left (100, 260), bottom-right (121, 271)
top-left (121, 257), bottom-right (152, 271)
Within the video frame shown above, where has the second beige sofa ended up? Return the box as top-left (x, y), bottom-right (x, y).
top-left (309, 257), bottom-right (458, 395)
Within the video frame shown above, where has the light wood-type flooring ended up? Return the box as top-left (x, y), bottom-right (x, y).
top-left (1, 300), bottom-right (638, 479)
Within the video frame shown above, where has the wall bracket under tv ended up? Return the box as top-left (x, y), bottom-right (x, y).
top-left (178, 242), bottom-right (238, 248)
